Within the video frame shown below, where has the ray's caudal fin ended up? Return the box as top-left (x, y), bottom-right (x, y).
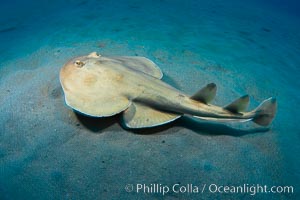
top-left (252, 97), bottom-right (277, 126)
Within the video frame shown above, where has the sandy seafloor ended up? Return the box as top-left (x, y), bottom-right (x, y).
top-left (0, 0), bottom-right (299, 199)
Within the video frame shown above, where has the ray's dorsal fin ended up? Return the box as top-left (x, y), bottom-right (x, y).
top-left (191, 83), bottom-right (217, 104)
top-left (121, 102), bottom-right (181, 129)
top-left (224, 95), bottom-right (250, 113)
top-left (113, 56), bottom-right (163, 79)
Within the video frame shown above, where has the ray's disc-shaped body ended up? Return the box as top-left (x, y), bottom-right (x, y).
top-left (60, 52), bottom-right (277, 129)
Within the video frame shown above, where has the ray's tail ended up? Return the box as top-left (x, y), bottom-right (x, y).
top-left (190, 83), bottom-right (277, 126)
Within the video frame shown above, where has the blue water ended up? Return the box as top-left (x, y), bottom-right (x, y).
top-left (0, 0), bottom-right (299, 199)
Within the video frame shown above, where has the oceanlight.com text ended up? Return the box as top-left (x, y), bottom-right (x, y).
top-left (124, 183), bottom-right (294, 196)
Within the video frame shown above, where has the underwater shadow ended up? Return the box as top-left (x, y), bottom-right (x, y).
top-left (128, 122), bottom-right (176, 135)
top-left (75, 111), bottom-right (175, 134)
top-left (75, 111), bottom-right (269, 136)
top-left (175, 117), bottom-right (270, 136)
top-left (74, 112), bottom-right (120, 133)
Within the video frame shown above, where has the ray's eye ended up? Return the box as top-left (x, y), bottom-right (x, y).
top-left (74, 60), bottom-right (85, 68)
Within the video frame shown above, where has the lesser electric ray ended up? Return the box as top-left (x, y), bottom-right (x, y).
top-left (60, 52), bottom-right (277, 129)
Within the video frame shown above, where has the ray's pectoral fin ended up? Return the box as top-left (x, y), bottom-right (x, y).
top-left (191, 83), bottom-right (217, 104)
top-left (121, 102), bottom-right (181, 129)
top-left (113, 56), bottom-right (163, 79)
top-left (65, 92), bottom-right (131, 117)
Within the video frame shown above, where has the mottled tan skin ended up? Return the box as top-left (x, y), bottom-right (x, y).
top-left (60, 52), bottom-right (277, 127)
